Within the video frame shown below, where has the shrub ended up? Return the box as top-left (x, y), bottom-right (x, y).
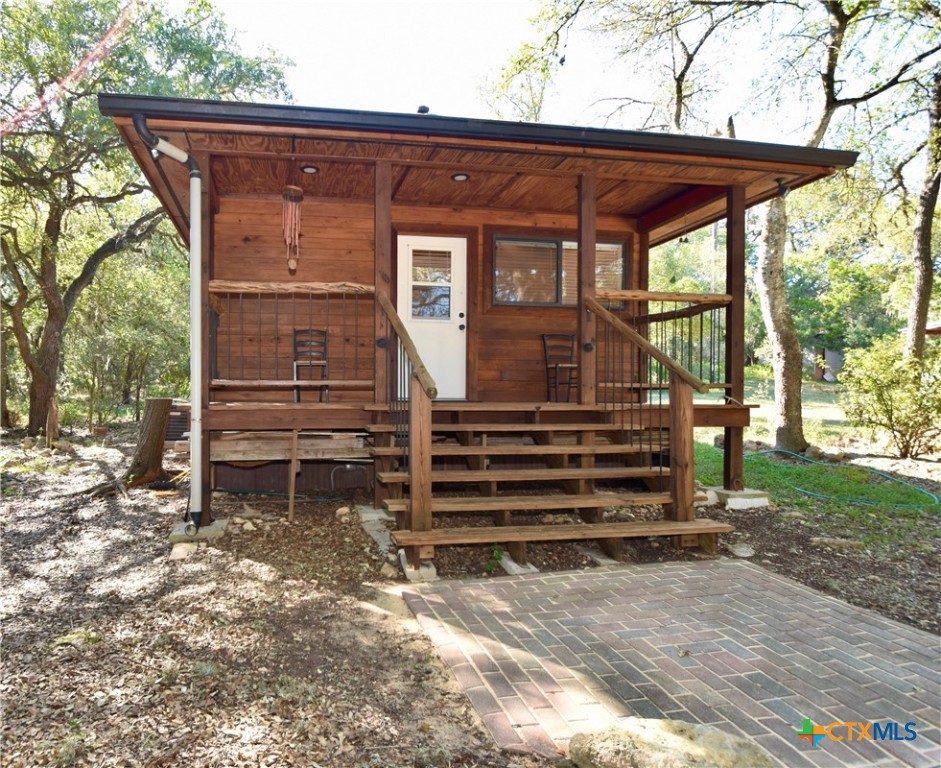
top-left (841, 338), bottom-right (941, 459)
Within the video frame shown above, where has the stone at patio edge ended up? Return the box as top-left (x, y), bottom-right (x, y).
top-left (568, 718), bottom-right (776, 768)
top-left (708, 486), bottom-right (771, 510)
top-left (168, 518), bottom-right (229, 543)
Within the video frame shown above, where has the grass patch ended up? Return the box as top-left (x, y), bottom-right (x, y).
top-left (695, 442), bottom-right (939, 551)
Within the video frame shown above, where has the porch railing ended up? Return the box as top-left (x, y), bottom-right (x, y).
top-left (207, 280), bottom-right (375, 400)
top-left (375, 291), bottom-right (436, 565)
top-left (596, 289), bottom-right (730, 395)
top-left (587, 294), bottom-right (716, 521)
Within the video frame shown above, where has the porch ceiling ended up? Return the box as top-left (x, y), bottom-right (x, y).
top-left (100, 94), bottom-right (857, 245)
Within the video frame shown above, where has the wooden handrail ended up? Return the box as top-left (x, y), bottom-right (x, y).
top-left (634, 301), bottom-right (724, 326)
top-left (596, 288), bottom-right (731, 305)
top-left (375, 291), bottom-right (438, 399)
top-left (208, 279), bottom-right (375, 295)
top-left (585, 296), bottom-right (710, 395)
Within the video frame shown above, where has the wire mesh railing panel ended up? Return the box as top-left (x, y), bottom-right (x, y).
top-left (208, 287), bottom-right (375, 401)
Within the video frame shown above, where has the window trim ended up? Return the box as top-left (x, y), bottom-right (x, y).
top-left (491, 233), bottom-right (627, 307)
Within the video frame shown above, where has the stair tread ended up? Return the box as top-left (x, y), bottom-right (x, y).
top-left (371, 443), bottom-right (644, 457)
top-left (391, 518), bottom-right (733, 546)
top-left (366, 422), bottom-right (649, 433)
top-left (377, 466), bottom-right (668, 484)
top-left (383, 491), bottom-right (672, 513)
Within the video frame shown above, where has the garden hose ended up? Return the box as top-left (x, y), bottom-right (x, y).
top-left (745, 449), bottom-right (939, 509)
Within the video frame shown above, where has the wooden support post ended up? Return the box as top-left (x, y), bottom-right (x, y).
top-left (724, 186), bottom-right (746, 491)
top-left (669, 376), bottom-right (695, 523)
top-left (372, 431), bottom-right (394, 509)
top-left (578, 173), bottom-right (597, 405)
top-left (374, 161), bottom-right (392, 405)
top-left (407, 375), bottom-right (433, 567)
top-left (636, 230), bottom-right (650, 398)
top-left (287, 429), bottom-right (299, 522)
top-left (507, 541), bottom-right (527, 566)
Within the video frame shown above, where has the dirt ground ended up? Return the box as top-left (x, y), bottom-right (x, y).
top-left (1, 426), bottom-right (938, 766)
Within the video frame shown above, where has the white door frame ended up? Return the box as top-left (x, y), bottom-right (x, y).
top-left (396, 234), bottom-right (467, 400)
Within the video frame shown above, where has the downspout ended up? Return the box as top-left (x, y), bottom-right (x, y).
top-left (133, 114), bottom-right (204, 531)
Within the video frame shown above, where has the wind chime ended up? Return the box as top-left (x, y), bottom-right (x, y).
top-left (282, 184), bottom-right (303, 272)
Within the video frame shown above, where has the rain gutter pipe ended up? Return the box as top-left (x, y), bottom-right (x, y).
top-left (133, 113), bottom-right (204, 532)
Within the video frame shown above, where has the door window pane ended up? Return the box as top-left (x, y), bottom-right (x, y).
top-left (412, 286), bottom-right (451, 318)
top-left (412, 249), bottom-right (451, 284)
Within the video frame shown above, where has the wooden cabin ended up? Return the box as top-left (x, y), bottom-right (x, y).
top-left (99, 94), bottom-right (856, 568)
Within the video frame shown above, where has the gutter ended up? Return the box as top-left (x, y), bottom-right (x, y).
top-left (133, 114), bottom-right (206, 531)
top-left (101, 93), bottom-right (859, 171)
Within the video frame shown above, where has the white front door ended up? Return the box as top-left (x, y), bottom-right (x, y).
top-left (397, 235), bottom-right (467, 399)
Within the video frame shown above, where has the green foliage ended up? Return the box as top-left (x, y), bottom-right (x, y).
top-left (485, 543), bottom-right (505, 574)
top-left (1, 0), bottom-right (290, 432)
top-left (841, 337), bottom-right (941, 459)
top-left (694, 440), bottom-right (937, 552)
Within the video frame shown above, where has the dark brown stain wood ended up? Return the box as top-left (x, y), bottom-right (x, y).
top-left (724, 186), bottom-right (746, 491)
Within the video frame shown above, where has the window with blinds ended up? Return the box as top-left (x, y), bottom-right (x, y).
top-left (494, 237), bottom-right (624, 306)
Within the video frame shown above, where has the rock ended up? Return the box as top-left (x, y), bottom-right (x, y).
top-left (713, 433), bottom-right (725, 449)
top-left (810, 536), bottom-right (866, 551)
top-left (694, 488), bottom-right (719, 507)
top-left (168, 542), bottom-right (198, 561)
top-left (568, 719), bottom-right (775, 768)
top-left (22, 437), bottom-right (36, 451)
top-left (727, 543), bottom-right (755, 558)
top-left (379, 562), bottom-right (399, 579)
top-left (242, 520), bottom-right (257, 532)
top-left (239, 504), bottom-right (263, 519)
top-left (804, 445), bottom-right (825, 460)
top-left (231, 516), bottom-right (246, 525)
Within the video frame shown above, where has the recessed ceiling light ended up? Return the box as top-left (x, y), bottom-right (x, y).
top-left (451, 172), bottom-right (470, 182)
top-left (301, 164), bottom-right (319, 174)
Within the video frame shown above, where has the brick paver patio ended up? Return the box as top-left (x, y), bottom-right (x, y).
top-left (403, 560), bottom-right (940, 767)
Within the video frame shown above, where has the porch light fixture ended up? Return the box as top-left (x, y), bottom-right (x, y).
top-left (775, 177), bottom-right (790, 198)
top-left (282, 185), bottom-right (303, 272)
top-left (451, 172), bottom-right (470, 182)
top-left (300, 164), bottom-right (319, 174)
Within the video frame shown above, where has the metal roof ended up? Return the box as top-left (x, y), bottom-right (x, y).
top-left (98, 93), bottom-right (858, 169)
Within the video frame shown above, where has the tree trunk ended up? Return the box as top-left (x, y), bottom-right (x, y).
top-left (757, 197), bottom-right (809, 452)
top-left (904, 68), bottom-right (941, 361)
top-left (124, 397), bottom-right (172, 487)
top-left (45, 397), bottom-right (59, 448)
top-left (1, 332), bottom-right (11, 428)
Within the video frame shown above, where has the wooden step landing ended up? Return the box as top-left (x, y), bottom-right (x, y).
top-left (378, 466), bottom-right (668, 485)
top-left (383, 491), bottom-right (671, 514)
top-left (366, 422), bottom-right (629, 434)
top-left (370, 443), bottom-right (644, 458)
top-left (391, 518), bottom-right (733, 547)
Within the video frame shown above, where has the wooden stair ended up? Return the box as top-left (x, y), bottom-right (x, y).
top-left (369, 402), bottom-right (730, 566)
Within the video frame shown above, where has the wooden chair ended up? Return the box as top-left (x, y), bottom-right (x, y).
top-left (543, 333), bottom-right (578, 402)
top-left (293, 329), bottom-right (329, 402)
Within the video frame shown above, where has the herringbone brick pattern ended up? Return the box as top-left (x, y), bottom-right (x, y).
top-left (404, 561), bottom-right (940, 767)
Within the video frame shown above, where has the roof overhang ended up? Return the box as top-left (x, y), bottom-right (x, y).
top-left (98, 93), bottom-right (858, 245)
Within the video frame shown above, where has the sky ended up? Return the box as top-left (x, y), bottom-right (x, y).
top-left (178, 0), bottom-right (814, 144)
top-left (210, 0), bottom-right (544, 119)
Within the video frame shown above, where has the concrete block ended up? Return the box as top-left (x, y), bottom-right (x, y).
top-left (707, 487), bottom-right (771, 510)
top-left (500, 553), bottom-right (539, 575)
top-left (398, 548), bottom-right (437, 582)
top-left (168, 517), bottom-right (229, 543)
